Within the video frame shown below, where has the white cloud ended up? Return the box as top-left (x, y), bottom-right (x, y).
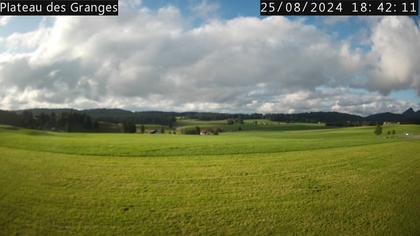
top-left (0, 5), bottom-right (418, 115)
top-left (189, 0), bottom-right (220, 20)
top-left (0, 16), bottom-right (13, 26)
top-left (366, 17), bottom-right (420, 95)
top-left (322, 16), bottom-right (350, 25)
top-left (4, 27), bottom-right (49, 51)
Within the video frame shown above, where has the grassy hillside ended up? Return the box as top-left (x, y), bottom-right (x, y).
top-left (94, 119), bottom-right (325, 133)
top-left (0, 125), bottom-right (418, 157)
top-left (0, 125), bottom-right (419, 235)
top-left (175, 119), bottom-right (327, 133)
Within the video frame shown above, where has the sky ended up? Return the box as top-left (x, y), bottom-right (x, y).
top-left (0, 0), bottom-right (419, 116)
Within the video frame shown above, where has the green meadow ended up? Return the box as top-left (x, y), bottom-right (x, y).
top-left (0, 124), bottom-right (419, 235)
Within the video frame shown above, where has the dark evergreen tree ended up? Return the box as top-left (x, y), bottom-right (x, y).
top-left (374, 124), bottom-right (382, 136)
top-left (93, 121), bottom-right (100, 130)
top-left (50, 112), bottom-right (57, 128)
top-left (122, 122), bottom-right (136, 133)
top-left (21, 111), bottom-right (35, 128)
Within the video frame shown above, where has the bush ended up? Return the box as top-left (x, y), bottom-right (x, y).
top-left (374, 124), bottom-right (382, 136)
top-left (181, 127), bottom-right (200, 135)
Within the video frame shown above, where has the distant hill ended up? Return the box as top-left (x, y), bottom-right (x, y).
top-left (82, 109), bottom-right (177, 126)
top-left (264, 108), bottom-right (420, 125)
top-left (1, 107), bottom-right (420, 129)
top-left (365, 108), bottom-right (420, 124)
top-left (365, 112), bottom-right (405, 123)
top-left (83, 109), bottom-right (135, 123)
top-left (16, 108), bottom-right (77, 115)
top-left (265, 112), bottom-right (363, 126)
top-left (402, 108), bottom-right (416, 117)
top-left (84, 109), bottom-right (133, 117)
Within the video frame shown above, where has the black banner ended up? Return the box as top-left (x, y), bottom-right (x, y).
top-left (0, 0), bottom-right (118, 16)
top-left (260, 0), bottom-right (418, 16)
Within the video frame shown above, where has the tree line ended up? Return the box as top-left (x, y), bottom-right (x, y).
top-left (0, 110), bottom-right (99, 132)
top-left (265, 110), bottom-right (420, 126)
top-left (1, 108), bottom-right (419, 132)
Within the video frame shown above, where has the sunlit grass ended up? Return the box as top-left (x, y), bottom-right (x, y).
top-left (0, 124), bottom-right (419, 235)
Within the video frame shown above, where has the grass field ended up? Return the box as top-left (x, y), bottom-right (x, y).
top-left (0, 124), bottom-right (419, 235)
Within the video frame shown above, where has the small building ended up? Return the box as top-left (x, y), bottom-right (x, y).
top-left (383, 122), bottom-right (400, 126)
top-left (200, 130), bottom-right (211, 135)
